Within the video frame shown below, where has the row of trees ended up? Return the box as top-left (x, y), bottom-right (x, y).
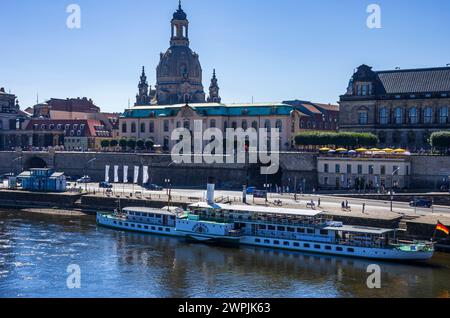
top-left (294, 131), bottom-right (379, 148)
top-left (430, 131), bottom-right (450, 150)
top-left (101, 138), bottom-right (155, 151)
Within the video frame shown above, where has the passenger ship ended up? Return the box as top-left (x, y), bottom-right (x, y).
top-left (97, 183), bottom-right (434, 261)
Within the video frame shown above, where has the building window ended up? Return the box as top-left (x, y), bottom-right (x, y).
top-left (335, 164), bottom-right (340, 173)
top-left (424, 107), bottom-right (433, 124)
top-left (140, 123), bottom-right (146, 133)
top-left (358, 111), bottom-right (368, 125)
top-left (394, 108), bottom-right (403, 124)
top-left (264, 120), bottom-right (271, 130)
top-left (242, 120), bottom-right (248, 130)
top-left (210, 119), bottom-right (216, 128)
top-left (379, 108), bottom-right (389, 124)
top-left (276, 120), bottom-right (282, 132)
top-left (131, 123), bottom-right (136, 133)
top-left (357, 165), bottom-right (363, 174)
top-left (381, 165), bottom-right (386, 175)
top-left (324, 164), bottom-right (329, 173)
top-left (164, 120), bottom-right (170, 132)
top-left (409, 107), bottom-right (418, 124)
top-left (368, 165), bottom-right (374, 175)
top-left (231, 122), bottom-right (237, 129)
top-left (149, 121), bottom-right (154, 133)
top-left (393, 166), bottom-right (399, 175)
top-left (439, 107), bottom-right (449, 124)
top-left (252, 121), bottom-right (258, 130)
top-left (347, 165), bottom-right (352, 174)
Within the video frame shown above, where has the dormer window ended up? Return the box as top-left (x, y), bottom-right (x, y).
top-left (41, 124), bottom-right (47, 130)
top-left (57, 124), bottom-right (62, 130)
top-left (80, 124), bottom-right (85, 130)
top-left (49, 124), bottom-right (55, 130)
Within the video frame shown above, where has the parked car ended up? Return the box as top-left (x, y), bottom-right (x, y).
top-left (144, 183), bottom-right (163, 191)
top-left (409, 198), bottom-right (433, 208)
top-left (246, 187), bottom-right (256, 195)
top-left (99, 182), bottom-right (113, 189)
top-left (76, 176), bottom-right (91, 183)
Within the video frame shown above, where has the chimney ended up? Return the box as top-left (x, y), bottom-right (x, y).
top-left (206, 177), bottom-right (215, 205)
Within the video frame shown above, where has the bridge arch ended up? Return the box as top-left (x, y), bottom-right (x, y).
top-left (23, 156), bottom-right (48, 170)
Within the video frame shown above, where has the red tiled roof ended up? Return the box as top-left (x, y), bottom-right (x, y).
top-left (46, 98), bottom-right (100, 113)
top-left (25, 119), bottom-right (111, 138)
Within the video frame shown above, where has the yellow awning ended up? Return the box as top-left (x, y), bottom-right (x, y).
top-left (393, 148), bottom-right (406, 153)
top-left (319, 147), bottom-right (331, 151)
top-left (356, 148), bottom-right (368, 152)
top-left (336, 148), bottom-right (348, 152)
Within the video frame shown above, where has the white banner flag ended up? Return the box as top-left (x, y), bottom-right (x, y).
top-left (105, 165), bottom-right (110, 183)
top-left (133, 166), bottom-right (139, 184)
top-left (123, 166), bottom-right (128, 183)
top-left (143, 166), bottom-right (149, 184)
top-left (114, 166), bottom-right (119, 183)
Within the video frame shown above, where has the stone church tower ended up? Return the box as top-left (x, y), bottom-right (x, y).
top-left (135, 66), bottom-right (152, 106)
top-left (207, 69), bottom-right (221, 103)
top-left (155, 2), bottom-right (206, 105)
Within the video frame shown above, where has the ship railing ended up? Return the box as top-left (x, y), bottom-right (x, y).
top-left (196, 216), bottom-right (327, 229)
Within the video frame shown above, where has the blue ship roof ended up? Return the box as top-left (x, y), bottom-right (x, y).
top-left (121, 103), bottom-right (297, 119)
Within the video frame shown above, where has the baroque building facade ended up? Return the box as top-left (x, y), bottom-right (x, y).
top-left (0, 87), bottom-right (29, 150)
top-left (121, 3), bottom-right (339, 151)
top-left (339, 65), bottom-right (450, 148)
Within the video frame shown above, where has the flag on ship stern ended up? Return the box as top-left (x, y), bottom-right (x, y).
top-left (436, 222), bottom-right (449, 235)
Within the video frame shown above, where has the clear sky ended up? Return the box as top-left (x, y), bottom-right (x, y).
top-left (1, 0), bottom-right (450, 113)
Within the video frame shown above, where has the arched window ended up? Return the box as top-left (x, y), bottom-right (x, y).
top-left (131, 123), bottom-right (137, 133)
top-left (439, 107), bottom-right (449, 124)
top-left (358, 111), bottom-right (368, 125)
top-left (276, 120), bottom-right (282, 132)
top-left (242, 120), bottom-right (248, 130)
top-left (140, 123), bottom-right (146, 133)
top-left (183, 120), bottom-right (190, 130)
top-left (409, 107), bottom-right (418, 124)
top-left (149, 121), bottom-right (155, 133)
top-left (231, 122), bottom-right (237, 129)
top-left (252, 121), bottom-right (258, 130)
top-left (210, 119), bottom-right (216, 128)
top-left (379, 108), bottom-right (389, 124)
top-left (264, 120), bottom-right (271, 130)
top-left (423, 107), bottom-right (433, 124)
top-left (224, 121), bottom-right (228, 130)
top-left (122, 123), bottom-right (127, 133)
top-left (394, 108), bottom-right (403, 124)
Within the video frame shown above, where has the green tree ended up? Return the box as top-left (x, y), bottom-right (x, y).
top-left (127, 139), bottom-right (137, 150)
top-left (145, 139), bottom-right (155, 150)
top-left (136, 139), bottom-right (145, 150)
top-left (119, 138), bottom-right (127, 150)
top-left (430, 131), bottom-right (450, 153)
top-left (100, 139), bottom-right (110, 149)
top-left (110, 139), bottom-right (118, 148)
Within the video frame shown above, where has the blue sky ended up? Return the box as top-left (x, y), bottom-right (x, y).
top-left (1, 0), bottom-right (450, 113)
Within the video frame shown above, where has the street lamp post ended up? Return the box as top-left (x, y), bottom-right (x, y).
top-left (390, 167), bottom-right (401, 212)
top-left (84, 157), bottom-right (97, 193)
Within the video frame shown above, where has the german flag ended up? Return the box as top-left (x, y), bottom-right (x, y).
top-left (436, 222), bottom-right (449, 235)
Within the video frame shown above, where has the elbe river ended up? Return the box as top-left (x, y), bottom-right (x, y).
top-left (0, 210), bottom-right (449, 298)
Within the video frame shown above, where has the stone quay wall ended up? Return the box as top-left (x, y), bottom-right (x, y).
top-left (0, 151), bottom-right (318, 190)
top-left (0, 151), bottom-right (449, 191)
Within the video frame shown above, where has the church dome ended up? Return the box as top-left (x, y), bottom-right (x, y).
top-left (173, 2), bottom-right (187, 20)
top-left (157, 46), bottom-right (203, 84)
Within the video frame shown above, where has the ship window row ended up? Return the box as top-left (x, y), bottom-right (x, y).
top-left (259, 224), bottom-right (321, 235)
top-left (113, 220), bottom-right (170, 232)
top-left (128, 211), bottom-right (175, 220)
top-left (254, 238), bottom-right (355, 253)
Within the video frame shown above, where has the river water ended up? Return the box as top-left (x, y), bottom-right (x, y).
top-left (0, 210), bottom-right (449, 298)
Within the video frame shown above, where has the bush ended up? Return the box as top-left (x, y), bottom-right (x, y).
top-left (127, 139), bottom-right (137, 150)
top-left (100, 139), bottom-right (110, 149)
top-left (294, 131), bottom-right (379, 147)
top-left (119, 138), bottom-right (127, 150)
top-left (136, 139), bottom-right (145, 150)
top-left (145, 139), bottom-right (155, 150)
top-left (110, 139), bottom-right (118, 148)
top-left (430, 131), bottom-right (450, 149)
